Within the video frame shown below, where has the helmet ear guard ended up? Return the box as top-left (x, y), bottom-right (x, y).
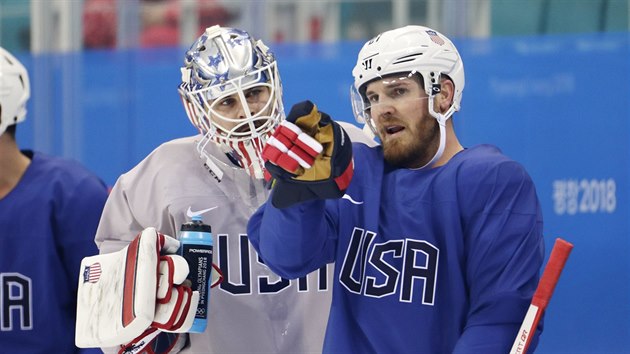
top-left (0, 47), bottom-right (30, 136)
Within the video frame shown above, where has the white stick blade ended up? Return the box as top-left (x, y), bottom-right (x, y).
top-left (510, 304), bottom-right (539, 354)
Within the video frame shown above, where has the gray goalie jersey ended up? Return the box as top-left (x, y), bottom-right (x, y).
top-left (95, 123), bottom-right (376, 353)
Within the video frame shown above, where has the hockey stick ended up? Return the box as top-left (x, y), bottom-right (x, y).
top-left (509, 238), bottom-right (573, 354)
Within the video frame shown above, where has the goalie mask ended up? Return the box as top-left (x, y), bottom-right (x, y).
top-left (179, 26), bottom-right (284, 179)
top-left (350, 25), bottom-right (465, 169)
top-left (0, 47), bottom-right (30, 136)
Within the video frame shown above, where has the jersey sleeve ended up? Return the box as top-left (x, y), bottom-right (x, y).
top-left (247, 197), bottom-right (337, 279)
top-left (95, 148), bottom-right (179, 254)
top-left (94, 173), bottom-right (146, 254)
top-left (55, 173), bottom-right (108, 286)
top-left (455, 159), bottom-right (544, 352)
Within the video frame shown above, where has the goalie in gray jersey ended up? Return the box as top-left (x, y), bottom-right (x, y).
top-left (90, 26), bottom-right (376, 354)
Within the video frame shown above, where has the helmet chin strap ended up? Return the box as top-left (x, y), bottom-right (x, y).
top-left (412, 96), bottom-right (454, 170)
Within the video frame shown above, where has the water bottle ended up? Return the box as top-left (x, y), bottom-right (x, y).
top-left (179, 215), bottom-right (213, 333)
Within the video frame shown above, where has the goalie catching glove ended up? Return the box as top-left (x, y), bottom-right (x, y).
top-left (75, 227), bottom-right (222, 353)
top-left (262, 100), bottom-right (353, 208)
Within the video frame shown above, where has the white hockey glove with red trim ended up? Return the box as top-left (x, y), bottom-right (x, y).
top-left (75, 228), bottom-right (221, 353)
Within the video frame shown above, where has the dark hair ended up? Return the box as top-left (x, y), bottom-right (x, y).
top-left (6, 124), bottom-right (17, 138)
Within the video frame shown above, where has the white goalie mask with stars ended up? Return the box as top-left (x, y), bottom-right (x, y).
top-left (179, 26), bottom-right (284, 179)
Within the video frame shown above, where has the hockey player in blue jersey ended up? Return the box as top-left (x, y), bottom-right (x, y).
top-left (248, 25), bottom-right (545, 353)
top-left (0, 47), bottom-right (108, 353)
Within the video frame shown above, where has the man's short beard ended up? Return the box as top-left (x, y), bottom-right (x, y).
top-left (383, 120), bottom-right (440, 168)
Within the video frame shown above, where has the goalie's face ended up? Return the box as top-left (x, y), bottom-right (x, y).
top-left (207, 85), bottom-right (273, 138)
top-left (364, 74), bottom-right (439, 168)
top-left (178, 26), bottom-right (284, 179)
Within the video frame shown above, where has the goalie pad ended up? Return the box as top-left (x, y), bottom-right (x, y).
top-left (75, 228), bottom-right (198, 348)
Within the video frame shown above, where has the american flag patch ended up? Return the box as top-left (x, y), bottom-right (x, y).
top-left (426, 30), bottom-right (445, 46)
top-left (83, 262), bottom-right (102, 283)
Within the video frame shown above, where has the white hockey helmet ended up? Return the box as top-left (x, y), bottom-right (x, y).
top-left (350, 25), bottom-right (464, 169)
top-left (179, 26), bottom-right (284, 179)
top-left (0, 47), bottom-right (30, 136)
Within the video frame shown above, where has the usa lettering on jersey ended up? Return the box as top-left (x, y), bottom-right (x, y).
top-left (216, 234), bottom-right (329, 295)
top-left (1, 273), bottom-right (33, 331)
top-left (339, 227), bottom-right (439, 305)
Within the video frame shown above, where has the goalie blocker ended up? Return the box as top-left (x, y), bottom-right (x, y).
top-left (75, 228), bottom-right (201, 349)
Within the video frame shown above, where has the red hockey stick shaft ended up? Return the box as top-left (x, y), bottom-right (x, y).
top-left (510, 238), bottom-right (573, 354)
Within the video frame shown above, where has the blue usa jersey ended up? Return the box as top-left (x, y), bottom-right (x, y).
top-left (0, 151), bottom-right (107, 353)
top-left (248, 144), bottom-right (544, 353)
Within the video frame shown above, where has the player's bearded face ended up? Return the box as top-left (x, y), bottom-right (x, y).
top-left (366, 76), bottom-right (439, 168)
top-left (208, 86), bottom-right (272, 134)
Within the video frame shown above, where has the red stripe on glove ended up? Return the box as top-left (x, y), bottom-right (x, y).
top-left (157, 256), bottom-right (175, 304)
top-left (169, 287), bottom-right (193, 331)
top-left (263, 121), bottom-right (323, 174)
top-left (295, 133), bottom-right (322, 158)
top-left (334, 159), bottom-right (354, 191)
top-left (122, 234), bottom-right (143, 327)
top-left (277, 153), bottom-right (301, 173)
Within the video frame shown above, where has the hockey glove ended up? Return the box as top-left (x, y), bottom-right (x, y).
top-left (75, 228), bottom-right (221, 352)
top-left (262, 100), bottom-right (353, 208)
